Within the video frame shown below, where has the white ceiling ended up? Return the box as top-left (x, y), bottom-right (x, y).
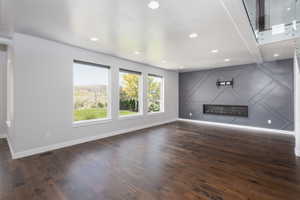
top-left (260, 37), bottom-right (300, 62)
top-left (260, 39), bottom-right (296, 62)
top-left (0, 0), bottom-right (295, 70)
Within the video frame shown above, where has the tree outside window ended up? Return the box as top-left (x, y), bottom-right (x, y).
top-left (119, 70), bottom-right (141, 116)
top-left (148, 75), bottom-right (163, 113)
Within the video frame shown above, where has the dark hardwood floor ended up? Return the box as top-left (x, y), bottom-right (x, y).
top-left (0, 121), bottom-right (300, 200)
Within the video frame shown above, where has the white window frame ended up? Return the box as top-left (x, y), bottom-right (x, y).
top-left (72, 60), bottom-right (112, 127)
top-left (118, 68), bottom-right (143, 119)
top-left (147, 74), bottom-right (165, 114)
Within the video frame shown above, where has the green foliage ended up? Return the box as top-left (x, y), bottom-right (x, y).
top-left (74, 85), bottom-right (108, 110)
top-left (74, 100), bottom-right (86, 110)
top-left (120, 99), bottom-right (139, 112)
top-left (119, 74), bottom-right (162, 113)
top-left (97, 102), bottom-right (104, 108)
top-left (74, 108), bottom-right (137, 121)
top-left (74, 108), bottom-right (107, 121)
top-left (121, 74), bottom-right (139, 100)
top-left (120, 73), bottom-right (140, 112)
top-left (147, 76), bottom-right (162, 112)
top-left (74, 74), bottom-right (162, 120)
top-left (149, 102), bottom-right (160, 112)
top-left (119, 110), bottom-right (138, 116)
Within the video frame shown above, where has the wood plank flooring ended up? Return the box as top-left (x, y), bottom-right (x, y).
top-left (0, 121), bottom-right (300, 200)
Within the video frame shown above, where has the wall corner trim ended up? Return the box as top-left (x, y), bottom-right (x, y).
top-left (295, 148), bottom-right (300, 157)
top-left (178, 118), bottom-right (295, 135)
top-left (11, 118), bottom-right (177, 159)
top-left (6, 134), bottom-right (15, 159)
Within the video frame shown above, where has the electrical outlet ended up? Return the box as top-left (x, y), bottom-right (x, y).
top-left (268, 120), bottom-right (272, 125)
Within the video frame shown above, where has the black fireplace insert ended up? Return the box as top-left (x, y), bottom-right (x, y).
top-left (203, 104), bottom-right (248, 117)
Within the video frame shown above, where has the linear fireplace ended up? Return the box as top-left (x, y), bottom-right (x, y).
top-left (203, 104), bottom-right (248, 117)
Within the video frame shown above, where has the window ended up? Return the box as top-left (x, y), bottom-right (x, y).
top-left (147, 74), bottom-right (164, 113)
top-left (119, 69), bottom-right (142, 116)
top-left (73, 60), bottom-right (110, 122)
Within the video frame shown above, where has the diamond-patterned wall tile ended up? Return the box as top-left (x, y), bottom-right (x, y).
top-left (234, 66), bottom-right (273, 102)
top-left (233, 103), bottom-right (289, 130)
top-left (259, 83), bottom-right (293, 122)
top-left (188, 71), bottom-right (225, 103)
top-left (179, 59), bottom-right (294, 131)
top-left (180, 102), bottom-right (205, 120)
top-left (249, 81), bottom-right (276, 105)
top-left (202, 114), bottom-right (236, 124)
top-left (261, 59), bottom-right (294, 90)
top-left (218, 66), bottom-right (244, 80)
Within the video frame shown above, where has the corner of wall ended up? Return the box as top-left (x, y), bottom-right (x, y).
top-left (0, 124), bottom-right (7, 138)
top-left (294, 50), bottom-right (300, 157)
top-left (295, 147), bottom-right (300, 157)
top-left (5, 133), bottom-right (16, 159)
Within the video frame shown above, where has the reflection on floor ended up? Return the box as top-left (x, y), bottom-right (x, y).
top-left (0, 121), bottom-right (299, 200)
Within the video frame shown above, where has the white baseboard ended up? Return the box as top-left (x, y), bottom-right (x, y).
top-left (10, 118), bottom-right (177, 159)
top-left (178, 118), bottom-right (295, 135)
top-left (6, 134), bottom-right (15, 159)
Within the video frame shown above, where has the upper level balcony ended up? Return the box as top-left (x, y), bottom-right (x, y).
top-left (243, 0), bottom-right (300, 44)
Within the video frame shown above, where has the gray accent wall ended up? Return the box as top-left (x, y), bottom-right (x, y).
top-left (179, 59), bottom-right (294, 131)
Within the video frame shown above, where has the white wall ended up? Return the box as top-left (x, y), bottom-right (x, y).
top-left (295, 51), bottom-right (300, 157)
top-left (0, 44), bottom-right (7, 138)
top-left (9, 33), bottom-right (178, 156)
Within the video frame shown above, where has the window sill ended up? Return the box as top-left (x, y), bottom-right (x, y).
top-left (147, 111), bottom-right (165, 115)
top-left (73, 118), bottom-right (112, 128)
top-left (118, 113), bottom-right (143, 120)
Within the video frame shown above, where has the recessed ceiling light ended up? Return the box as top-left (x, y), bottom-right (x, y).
top-left (189, 33), bottom-right (198, 38)
top-left (273, 53), bottom-right (279, 57)
top-left (211, 49), bottom-right (219, 53)
top-left (148, 1), bottom-right (160, 10)
top-left (224, 58), bottom-right (230, 62)
top-left (287, 7), bottom-right (291, 11)
top-left (90, 37), bottom-right (99, 41)
top-left (134, 51), bottom-right (141, 55)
